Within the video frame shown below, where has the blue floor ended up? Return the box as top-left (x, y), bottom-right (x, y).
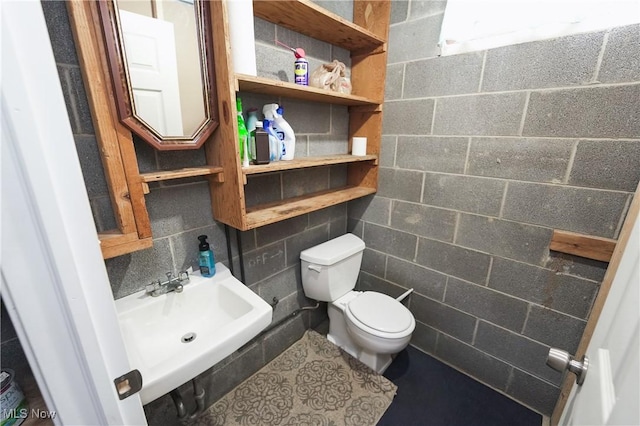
top-left (378, 346), bottom-right (542, 426)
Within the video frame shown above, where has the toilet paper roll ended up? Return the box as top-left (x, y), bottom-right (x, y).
top-left (227, 0), bottom-right (257, 76)
top-left (352, 137), bottom-right (367, 156)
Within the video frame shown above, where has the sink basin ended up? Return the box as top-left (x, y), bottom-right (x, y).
top-left (115, 263), bottom-right (272, 404)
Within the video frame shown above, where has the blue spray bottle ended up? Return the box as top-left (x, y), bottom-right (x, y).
top-left (198, 235), bottom-right (215, 277)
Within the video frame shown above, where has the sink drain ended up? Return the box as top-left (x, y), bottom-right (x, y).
top-left (181, 332), bottom-right (197, 343)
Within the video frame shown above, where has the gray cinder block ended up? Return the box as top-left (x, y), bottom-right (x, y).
top-left (385, 63), bottom-right (405, 101)
top-left (242, 241), bottom-right (287, 286)
top-left (569, 139), bottom-right (640, 192)
top-left (363, 223), bottom-right (418, 261)
top-left (456, 214), bottom-right (553, 266)
top-left (379, 168), bottom-right (424, 202)
top-left (391, 200), bottom-right (457, 242)
top-left (433, 93), bottom-right (527, 136)
top-left (474, 321), bottom-right (563, 385)
top-left (106, 239), bottom-right (174, 299)
top-left (383, 99), bottom-right (435, 135)
top-left (388, 14), bottom-right (444, 63)
top-left (397, 136), bottom-right (468, 173)
top-left (467, 137), bottom-right (574, 184)
top-left (506, 368), bottom-right (561, 416)
top-left (598, 24), bottom-right (640, 83)
top-left (489, 257), bottom-right (599, 319)
top-left (502, 182), bottom-right (629, 238)
top-left (283, 167), bottom-right (329, 198)
top-left (416, 238), bottom-right (491, 284)
top-left (523, 85), bottom-right (640, 139)
top-left (411, 293), bottom-right (477, 343)
top-left (523, 305), bottom-right (586, 353)
top-left (444, 277), bottom-right (529, 332)
top-left (422, 173), bottom-right (505, 216)
top-left (348, 195), bottom-right (391, 226)
top-left (385, 256), bottom-right (447, 301)
top-left (404, 53), bottom-right (483, 98)
top-left (361, 248), bottom-right (387, 278)
top-left (482, 32), bottom-right (603, 91)
top-left (145, 182), bottom-right (215, 238)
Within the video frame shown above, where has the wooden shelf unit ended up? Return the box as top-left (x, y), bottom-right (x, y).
top-left (236, 74), bottom-right (381, 106)
top-left (207, 0), bottom-right (390, 230)
top-left (140, 166), bottom-right (224, 183)
top-left (252, 0), bottom-right (385, 52)
top-left (246, 186), bottom-right (377, 228)
top-left (243, 154), bottom-right (377, 176)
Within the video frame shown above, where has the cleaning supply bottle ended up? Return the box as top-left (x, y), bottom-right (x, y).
top-left (197, 235), bottom-right (215, 277)
top-left (275, 41), bottom-right (308, 86)
top-left (293, 48), bottom-right (309, 86)
top-left (253, 121), bottom-right (270, 164)
top-left (263, 119), bottom-right (281, 162)
top-left (263, 103), bottom-right (296, 160)
top-left (245, 108), bottom-right (259, 162)
top-left (236, 98), bottom-right (249, 166)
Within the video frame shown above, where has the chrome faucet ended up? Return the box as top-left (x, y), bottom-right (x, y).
top-left (145, 271), bottom-right (190, 297)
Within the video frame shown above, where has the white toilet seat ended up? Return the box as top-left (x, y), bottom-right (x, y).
top-left (344, 291), bottom-right (415, 340)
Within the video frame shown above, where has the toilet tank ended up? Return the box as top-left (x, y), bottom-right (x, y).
top-left (300, 233), bottom-right (365, 302)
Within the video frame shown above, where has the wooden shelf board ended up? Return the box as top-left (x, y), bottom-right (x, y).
top-left (245, 185), bottom-right (375, 229)
top-left (98, 230), bottom-right (153, 259)
top-left (550, 229), bottom-right (617, 262)
top-left (243, 154), bottom-right (377, 175)
top-left (252, 0), bottom-right (384, 52)
top-left (140, 166), bottom-right (224, 183)
top-left (236, 74), bottom-right (380, 106)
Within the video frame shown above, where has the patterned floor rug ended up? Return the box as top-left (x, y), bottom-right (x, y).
top-left (190, 330), bottom-right (397, 426)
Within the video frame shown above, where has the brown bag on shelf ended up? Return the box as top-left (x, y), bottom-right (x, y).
top-left (309, 60), bottom-right (352, 94)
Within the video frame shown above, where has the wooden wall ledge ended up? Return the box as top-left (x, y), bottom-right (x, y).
top-left (550, 230), bottom-right (617, 262)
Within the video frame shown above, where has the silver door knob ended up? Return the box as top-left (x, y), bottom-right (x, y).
top-left (546, 348), bottom-right (589, 385)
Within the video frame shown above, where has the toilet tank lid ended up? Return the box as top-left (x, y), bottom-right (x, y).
top-left (300, 233), bottom-right (365, 265)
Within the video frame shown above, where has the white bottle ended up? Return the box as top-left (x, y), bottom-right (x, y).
top-left (263, 103), bottom-right (296, 160)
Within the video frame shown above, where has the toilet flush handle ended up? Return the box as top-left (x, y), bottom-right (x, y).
top-left (307, 264), bottom-right (322, 273)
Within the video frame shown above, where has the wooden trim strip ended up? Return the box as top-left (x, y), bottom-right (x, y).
top-left (550, 230), bottom-right (617, 262)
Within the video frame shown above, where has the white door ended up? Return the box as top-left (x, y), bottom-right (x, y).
top-left (120, 10), bottom-right (184, 135)
top-left (2, 2), bottom-right (147, 424)
top-left (559, 206), bottom-right (639, 425)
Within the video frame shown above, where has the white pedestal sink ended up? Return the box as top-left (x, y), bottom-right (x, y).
top-left (115, 263), bottom-right (272, 404)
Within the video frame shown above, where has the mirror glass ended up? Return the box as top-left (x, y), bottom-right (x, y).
top-left (100, 0), bottom-right (218, 149)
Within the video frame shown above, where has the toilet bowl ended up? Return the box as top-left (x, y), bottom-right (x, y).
top-left (300, 234), bottom-right (416, 373)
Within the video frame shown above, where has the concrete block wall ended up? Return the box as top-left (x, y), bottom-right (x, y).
top-left (349, 1), bottom-right (639, 416)
top-left (39, 1), bottom-right (351, 422)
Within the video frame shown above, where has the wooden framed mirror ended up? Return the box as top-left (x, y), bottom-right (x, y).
top-left (98, 0), bottom-right (218, 150)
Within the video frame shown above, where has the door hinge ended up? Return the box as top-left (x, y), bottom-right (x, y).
top-left (113, 369), bottom-right (143, 400)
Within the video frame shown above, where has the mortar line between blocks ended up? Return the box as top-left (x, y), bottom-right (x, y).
top-left (478, 50), bottom-right (487, 92)
top-left (452, 212), bottom-right (461, 244)
top-left (463, 137), bottom-right (472, 175)
top-left (471, 319), bottom-right (480, 345)
top-left (400, 63), bottom-right (407, 99)
top-left (563, 140), bottom-right (579, 184)
top-left (498, 181), bottom-right (509, 219)
top-left (485, 256), bottom-right (494, 287)
top-left (393, 135), bottom-right (399, 167)
top-left (592, 30), bottom-right (610, 83)
top-left (430, 98), bottom-right (437, 135)
top-left (521, 304), bottom-right (533, 334)
top-left (517, 91), bottom-right (531, 136)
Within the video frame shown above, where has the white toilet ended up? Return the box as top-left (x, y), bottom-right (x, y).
top-left (300, 233), bottom-right (416, 373)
